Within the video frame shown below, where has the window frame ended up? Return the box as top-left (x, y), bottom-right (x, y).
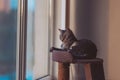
top-left (17, 0), bottom-right (54, 80)
top-left (16, 0), bottom-right (28, 80)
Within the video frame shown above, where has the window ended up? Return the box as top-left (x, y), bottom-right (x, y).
top-left (25, 0), bottom-right (52, 80)
top-left (0, 0), bottom-right (18, 80)
top-left (26, 0), bottom-right (35, 80)
top-left (33, 0), bottom-right (50, 79)
top-left (0, 0), bottom-right (52, 80)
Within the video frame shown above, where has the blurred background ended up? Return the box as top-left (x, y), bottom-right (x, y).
top-left (0, 0), bottom-right (35, 80)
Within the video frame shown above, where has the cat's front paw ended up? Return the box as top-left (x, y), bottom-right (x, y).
top-left (50, 47), bottom-right (55, 52)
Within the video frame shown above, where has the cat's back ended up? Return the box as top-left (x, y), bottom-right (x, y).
top-left (70, 39), bottom-right (97, 59)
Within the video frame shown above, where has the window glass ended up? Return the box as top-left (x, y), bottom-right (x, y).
top-left (0, 0), bottom-right (18, 80)
top-left (33, 0), bottom-right (49, 79)
top-left (26, 0), bottom-right (35, 80)
top-left (26, 0), bottom-right (50, 79)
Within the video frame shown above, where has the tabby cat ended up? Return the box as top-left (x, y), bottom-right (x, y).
top-left (50, 28), bottom-right (97, 59)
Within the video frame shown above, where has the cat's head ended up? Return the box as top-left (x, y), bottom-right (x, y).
top-left (58, 28), bottom-right (77, 42)
top-left (59, 28), bottom-right (71, 41)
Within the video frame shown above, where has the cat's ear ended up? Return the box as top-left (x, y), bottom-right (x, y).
top-left (58, 29), bottom-right (62, 31)
top-left (59, 29), bottom-right (66, 34)
top-left (58, 29), bottom-right (63, 33)
top-left (58, 29), bottom-right (61, 30)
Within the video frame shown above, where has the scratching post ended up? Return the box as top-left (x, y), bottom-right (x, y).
top-left (58, 63), bottom-right (70, 80)
top-left (52, 51), bottom-right (105, 80)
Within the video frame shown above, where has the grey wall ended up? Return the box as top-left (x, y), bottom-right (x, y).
top-left (69, 0), bottom-right (109, 80)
